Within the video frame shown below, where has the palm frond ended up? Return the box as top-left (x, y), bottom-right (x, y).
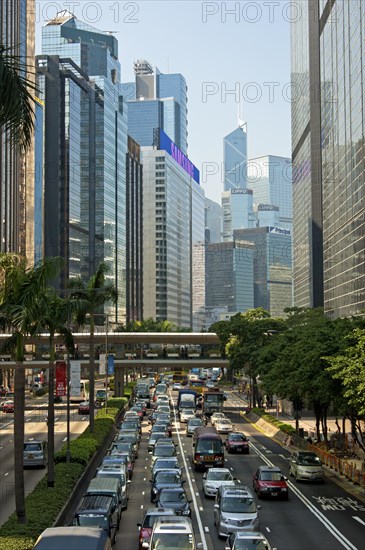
top-left (0, 45), bottom-right (38, 151)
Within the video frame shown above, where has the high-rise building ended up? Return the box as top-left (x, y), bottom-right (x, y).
top-left (123, 60), bottom-right (188, 153)
top-left (205, 241), bottom-right (254, 313)
top-left (221, 189), bottom-right (256, 241)
top-left (233, 227), bottom-right (292, 317)
top-left (247, 155), bottom-right (292, 230)
top-left (205, 197), bottom-right (222, 243)
top-left (39, 11), bottom-right (128, 322)
top-left (0, 0), bottom-right (35, 257)
top-left (223, 125), bottom-right (248, 192)
top-left (126, 136), bottom-right (143, 323)
top-left (291, 0), bottom-right (365, 317)
top-left (142, 130), bottom-right (204, 328)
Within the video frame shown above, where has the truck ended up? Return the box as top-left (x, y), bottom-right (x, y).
top-left (177, 389), bottom-right (197, 412)
top-left (202, 388), bottom-right (225, 417)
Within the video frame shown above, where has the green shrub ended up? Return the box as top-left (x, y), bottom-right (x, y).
top-left (252, 408), bottom-right (296, 435)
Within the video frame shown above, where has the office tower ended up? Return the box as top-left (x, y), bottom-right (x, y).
top-left (126, 136), bottom-right (143, 323)
top-left (247, 155), bottom-right (292, 230)
top-left (221, 123), bottom-right (256, 240)
top-left (0, 0), bottom-right (35, 257)
top-left (123, 59), bottom-right (188, 153)
top-left (223, 125), bottom-right (248, 192)
top-left (205, 197), bottom-right (222, 243)
top-left (205, 241), bottom-right (254, 313)
top-left (39, 11), bottom-right (128, 321)
top-left (142, 130), bottom-right (204, 328)
top-left (233, 227), bottom-right (292, 317)
top-left (292, 0), bottom-right (365, 317)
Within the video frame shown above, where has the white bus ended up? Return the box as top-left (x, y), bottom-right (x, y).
top-left (70, 379), bottom-right (89, 403)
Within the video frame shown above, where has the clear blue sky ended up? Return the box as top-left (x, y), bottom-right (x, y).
top-left (35, 1), bottom-right (292, 203)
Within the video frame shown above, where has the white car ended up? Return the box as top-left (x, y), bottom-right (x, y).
top-left (211, 412), bottom-right (227, 426)
top-left (179, 409), bottom-right (196, 423)
top-left (202, 468), bottom-right (239, 497)
top-left (215, 417), bottom-right (234, 433)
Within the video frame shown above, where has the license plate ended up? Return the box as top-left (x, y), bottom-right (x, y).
top-left (271, 492), bottom-right (278, 496)
top-left (28, 454), bottom-right (34, 459)
top-left (204, 456), bottom-right (214, 461)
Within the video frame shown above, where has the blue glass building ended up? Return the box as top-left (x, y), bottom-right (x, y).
top-left (223, 125), bottom-right (248, 191)
top-left (123, 60), bottom-right (188, 153)
top-left (39, 11), bottom-right (128, 321)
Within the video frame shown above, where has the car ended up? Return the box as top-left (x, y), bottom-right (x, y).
top-left (152, 457), bottom-right (182, 478)
top-left (186, 417), bottom-right (204, 437)
top-left (289, 450), bottom-right (325, 482)
top-left (150, 469), bottom-right (185, 502)
top-left (224, 530), bottom-right (276, 550)
top-left (109, 441), bottom-right (136, 462)
top-left (214, 486), bottom-right (260, 538)
top-left (121, 419), bottom-right (142, 434)
top-left (73, 494), bottom-right (119, 544)
top-left (23, 440), bottom-right (47, 468)
top-left (150, 443), bottom-right (178, 468)
top-left (156, 405), bottom-right (171, 416)
top-left (179, 409), bottom-right (196, 423)
top-left (173, 382), bottom-right (182, 391)
top-left (205, 380), bottom-right (216, 389)
top-left (135, 400), bottom-right (148, 415)
top-left (202, 467), bottom-right (239, 498)
top-left (225, 432), bottom-right (249, 454)
top-left (148, 431), bottom-right (169, 453)
top-left (103, 452), bottom-right (134, 479)
top-left (154, 419), bottom-right (173, 437)
top-left (211, 412), bottom-right (227, 426)
top-left (95, 389), bottom-right (107, 402)
top-left (156, 487), bottom-right (191, 516)
top-left (78, 401), bottom-right (90, 415)
top-left (115, 432), bottom-right (139, 457)
top-left (149, 516), bottom-right (200, 550)
top-left (137, 507), bottom-right (175, 550)
top-left (253, 466), bottom-right (288, 499)
top-left (215, 418), bottom-right (234, 434)
top-left (2, 400), bottom-right (14, 413)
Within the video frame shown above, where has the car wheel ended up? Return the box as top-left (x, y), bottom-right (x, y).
top-left (294, 471), bottom-right (299, 482)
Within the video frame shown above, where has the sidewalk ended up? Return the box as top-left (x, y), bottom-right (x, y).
top-left (230, 391), bottom-right (365, 501)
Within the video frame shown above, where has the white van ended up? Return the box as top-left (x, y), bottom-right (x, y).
top-left (149, 516), bottom-right (202, 550)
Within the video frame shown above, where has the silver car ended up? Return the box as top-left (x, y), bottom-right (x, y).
top-left (289, 450), bottom-right (324, 482)
top-left (214, 486), bottom-right (260, 538)
top-left (23, 440), bottom-right (47, 468)
top-left (203, 468), bottom-right (240, 497)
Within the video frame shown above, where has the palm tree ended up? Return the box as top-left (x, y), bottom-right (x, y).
top-left (0, 254), bottom-right (61, 523)
top-left (38, 292), bottom-right (76, 487)
top-left (68, 263), bottom-right (117, 433)
top-left (0, 45), bottom-right (36, 150)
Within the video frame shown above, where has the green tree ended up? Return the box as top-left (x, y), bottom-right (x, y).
top-left (68, 263), bottom-right (117, 433)
top-left (38, 292), bottom-right (76, 486)
top-left (0, 45), bottom-right (36, 150)
top-left (0, 254), bottom-right (61, 523)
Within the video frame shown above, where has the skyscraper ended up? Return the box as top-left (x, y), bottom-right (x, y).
top-left (0, 0), bottom-right (35, 257)
top-left (39, 11), bottom-right (128, 321)
top-left (123, 60), bottom-right (188, 153)
top-left (247, 155), bottom-right (292, 230)
top-left (142, 130), bottom-right (204, 328)
top-left (291, 0), bottom-right (365, 317)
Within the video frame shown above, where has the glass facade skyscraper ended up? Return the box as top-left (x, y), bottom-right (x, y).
top-left (291, 0), bottom-right (365, 317)
top-left (223, 125), bottom-right (247, 191)
top-left (123, 60), bottom-right (188, 154)
top-left (39, 11), bottom-right (128, 321)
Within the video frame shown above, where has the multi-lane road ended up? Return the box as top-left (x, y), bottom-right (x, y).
top-left (1, 388), bottom-right (365, 549)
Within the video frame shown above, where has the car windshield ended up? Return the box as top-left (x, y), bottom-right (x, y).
top-left (24, 443), bottom-right (42, 452)
top-left (234, 539), bottom-right (269, 550)
top-left (260, 472), bottom-right (282, 481)
top-left (151, 534), bottom-right (193, 550)
top-left (183, 410), bottom-right (195, 415)
top-left (189, 420), bottom-right (202, 426)
top-left (76, 515), bottom-right (108, 528)
top-left (229, 434), bottom-right (246, 441)
top-left (298, 454), bottom-right (322, 466)
top-left (98, 472), bottom-right (126, 484)
top-left (154, 446), bottom-right (175, 457)
top-left (142, 514), bottom-right (158, 529)
top-left (154, 459), bottom-right (178, 471)
top-left (222, 496), bottom-right (256, 513)
top-left (156, 473), bottom-right (180, 484)
top-left (207, 470), bottom-right (232, 481)
top-left (160, 490), bottom-right (186, 503)
top-left (219, 419), bottom-right (231, 425)
top-left (196, 440), bottom-right (222, 454)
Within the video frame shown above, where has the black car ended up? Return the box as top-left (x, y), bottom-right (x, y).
top-left (148, 431), bottom-right (168, 453)
top-left (150, 469), bottom-right (184, 502)
top-left (155, 487), bottom-right (191, 516)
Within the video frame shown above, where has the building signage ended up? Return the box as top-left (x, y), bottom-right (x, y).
top-left (70, 361), bottom-right (81, 397)
top-left (55, 361), bottom-right (67, 397)
top-left (269, 226), bottom-right (291, 236)
top-left (258, 204), bottom-right (278, 211)
top-left (231, 188), bottom-right (252, 195)
top-left (107, 354), bottom-right (115, 375)
top-left (159, 129), bottom-right (200, 184)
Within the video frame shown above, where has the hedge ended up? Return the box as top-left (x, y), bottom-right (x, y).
top-left (0, 396), bottom-right (128, 550)
top-left (251, 407), bottom-right (296, 435)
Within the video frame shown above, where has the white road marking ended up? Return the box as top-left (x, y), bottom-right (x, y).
top-left (250, 440), bottom-right (358, 550)
top-left (63, 437), bottom-right (67, 441)
top-left (196, 492), bottom-right (199, 496)
top-left (199, 506), bottom-right (203, 511)
top-left (4, 472), bottom-right (9, 476)
top-left (204, 526), bottom-right (209, 533)
top-left (142, 491), bottom-right (145, 496)
top-left (266, 527), bottom-right (271, 532)
top-left (353, 516), bottom-right (365, 527)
